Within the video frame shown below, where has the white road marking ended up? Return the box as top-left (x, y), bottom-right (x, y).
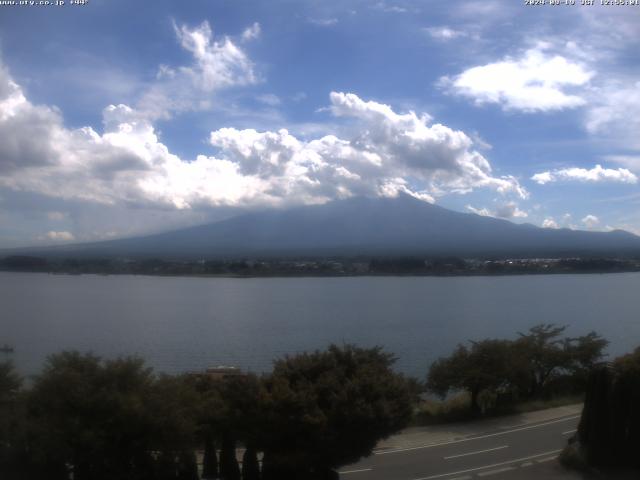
top-left (562, 429), bottom-right (577, 435)
top-left (477, 466), bottom-right (516, 477)
top-left (411, 449), bottom-right (562, 480)
top-left (444, 445), bottom-right (508, 460)
top-left (520, 461), bottom-right (533, 467)
top-left (376, 415), bottom-right (579, 455)
top-left (339, 468), bottom-right (373, 474)
top-left (448, 476), bottom-right (472, 480)
top-left (536, 456), bottom-right (558, 463)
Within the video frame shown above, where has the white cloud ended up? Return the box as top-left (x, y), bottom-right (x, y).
top-left (203, 88), bottom-right (530, 206)
top-left (138, 21), bottom-right (258, 119)
top-left (469, 132), bottom-right (492, 151)
top-left (0, 64), bottom-right (527, 220)
top-left (465, 205), bottom-right (491, 217)
top-left (0, 66), bottom-right (63, 173)
top-left (604, 155), bottom-right (640, 172)
top-left (582, 214), bottom-right (599, 228)
top-left (424, 26), bottom-right (466, 41)
top-left (586, 82), bottom-right (640, 134)
top-left (374, 2), bottom-right (408, 13)
top-left (327, 92), bottom-right (528, 199)
top-left (241, 22), bottom-right (261, 42)
top-left (441, 45), bottom-right (593, 112)
top-left (174, 21), bottom-right (256, 90)
top-left (465, 201), bottom-right (527, 219)
top-left (494, 201), bottom-right (528, 219)
top-left (45, 230), bottom-right (75, 242)
top-left (308, 18), bottom-right (338, 26)
top-left (586, 81), bottom-right (640, 150)
top-left (531, 164), bottom-right (637, 185)
top-left (256, 93), bottom-right (281, 106)
top-left (453, 0), bottom-right (515, 19)
top-left (539, 213), bottom-right (577, 230)
top-left (531, 171), bottom-right (553, 184)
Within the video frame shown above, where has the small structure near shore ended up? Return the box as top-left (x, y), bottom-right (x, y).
top-left (202, 365), bottom-right (247, 380)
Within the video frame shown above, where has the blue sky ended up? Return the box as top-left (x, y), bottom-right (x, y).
top-left (0, 0), bottom-right (639, 247)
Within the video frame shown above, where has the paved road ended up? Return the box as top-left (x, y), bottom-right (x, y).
top-left (339, 412), bottom-right (582, 480)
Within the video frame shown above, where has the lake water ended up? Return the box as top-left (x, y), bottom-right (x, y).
top-left (1, 271), bottom-right (639, 378)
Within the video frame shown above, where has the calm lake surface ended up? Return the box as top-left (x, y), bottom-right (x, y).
top-left (2, 271), bottom-right (639, 378)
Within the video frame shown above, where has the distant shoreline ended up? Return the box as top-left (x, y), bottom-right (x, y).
top-left (3, 254), bottom-right (640, 279)
top-left (2, 267), bottom-right (640, 280)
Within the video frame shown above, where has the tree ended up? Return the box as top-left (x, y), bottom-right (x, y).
top-left (147, 373), bottom-right (201, 454)
top-left (564, 331), bottom-right (609, 385)
top-left (26, 351), bottom-right (200, 480)
top-left (202, 434), bottom-right (219, 479)
top-left (241, 447), bottom-right (260, 480)
top-left (259, 344), bottom-right (414, 479)
top-left (516, 324), bottom-right (571, 396)
top-left (177, 451), bottom-right (199, 480)
top-left (0, 362), bottom-right (24, 480)
top-left (427, 340), bottom-right (520, 416)
top-left (219, 433), bottom-right (241, 480)
top-left (155, 451), bottom-right (178, 480)
top-left (427, 326), bottom-right (609, 413)
top-left (190, 373), bottom-right (263, 480)
top-left (0, 361), bottom-right (21, 400)
top-left (27, 352), bottom-right (106, 479)
top-left (578, 347), bottom-right (640, 468)
top-left (517, 325), bottom-right (608, 397)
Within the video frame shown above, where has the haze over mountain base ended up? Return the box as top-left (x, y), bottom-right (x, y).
top-left (3, 195), bottom-right (640, 260)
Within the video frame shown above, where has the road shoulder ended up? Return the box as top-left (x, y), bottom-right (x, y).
top-left (375, 404), bottom-right (583, 453)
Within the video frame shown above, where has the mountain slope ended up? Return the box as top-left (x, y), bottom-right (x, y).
top-left (6, 195), bottom-right (640, 259)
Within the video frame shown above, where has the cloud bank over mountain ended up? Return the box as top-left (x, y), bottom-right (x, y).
top-left (0, 20), bottom-right (527, 235)
top-left (0, 1), bottom-right (639, 246)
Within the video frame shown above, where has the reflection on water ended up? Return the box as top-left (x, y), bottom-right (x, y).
top-left (1, 271), bottom-right (638, 378)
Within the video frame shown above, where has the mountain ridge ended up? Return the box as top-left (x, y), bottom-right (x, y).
top-left (3, 195), bottom-right (640, 259)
